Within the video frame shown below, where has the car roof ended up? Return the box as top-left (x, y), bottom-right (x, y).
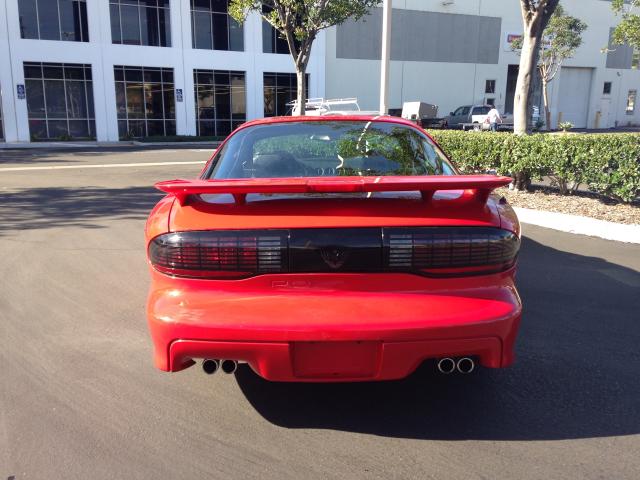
top-left (237, 115), bottom-right (422, 131)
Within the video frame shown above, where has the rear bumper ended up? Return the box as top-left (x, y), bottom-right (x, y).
top-left (168, 337), bottom-right (506, 382)
top-left (147, 271), bottom-right (521, 382)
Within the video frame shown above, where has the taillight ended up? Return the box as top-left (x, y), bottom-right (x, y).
top-left (384, 227), bottom-right (519, 276)
top-left (148, 227), bottom-right (519, 279)
top-left (148, 230), bottom-right (288, 279)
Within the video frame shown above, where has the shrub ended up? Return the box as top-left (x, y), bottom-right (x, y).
top-left (427, 130), bottom-right (640, 203)
top-left (533, 119), bottom-right (545, 132)
top-left (558, 121), bottom-right (574, 132)
top-left (586, 134), bottom-right (640, 203)
top-left (427, 131), bottom-right (510, 174)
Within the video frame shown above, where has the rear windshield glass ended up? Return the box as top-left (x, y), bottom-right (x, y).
top-left (205, 121), bottom-right (456, 179)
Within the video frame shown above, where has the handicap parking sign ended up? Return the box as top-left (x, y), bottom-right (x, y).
top-left (17, 84), bottom-right (25, 99)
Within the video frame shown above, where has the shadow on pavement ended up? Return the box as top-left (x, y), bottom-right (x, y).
top-left (0, 186), bottom-right (163, 233)
top-left (236, 236), bottom-right (640, 441)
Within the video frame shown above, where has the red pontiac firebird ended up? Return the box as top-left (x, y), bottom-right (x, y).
top-left (145, 115), bottom-right (521, 382)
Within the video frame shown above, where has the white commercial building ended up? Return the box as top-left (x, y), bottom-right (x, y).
top-left (326, 0), bottom-right (640, 129)
top-left (0, 0), bottom-right (325, 143)
top-left (0, 0), bottom-right (638, 144)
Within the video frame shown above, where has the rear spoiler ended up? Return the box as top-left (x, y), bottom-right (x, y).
top-left (155, 175), bottom-right (512, 206)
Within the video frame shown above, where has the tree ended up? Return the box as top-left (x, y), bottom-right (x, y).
top-left (513, 0), bottom-right (561, 135)
top-left (611, 0), bottom-right (640, 48)
top-left (512, 5), bottom-right (587, 130)
top-left (229, 0), bottom-right (381, 116)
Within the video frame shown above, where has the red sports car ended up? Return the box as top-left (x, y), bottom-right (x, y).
top-left (145, 116), bottom-right (521, 382)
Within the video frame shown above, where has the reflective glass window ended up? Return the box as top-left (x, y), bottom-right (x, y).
top-left (193, 69), bottom-right (246, 137)
top-left (114, 65), bottom-right (176, 138)
top-left (18, 0), bottom-right (88, 42)
top-left (23, 62), bottom-right (95, 140)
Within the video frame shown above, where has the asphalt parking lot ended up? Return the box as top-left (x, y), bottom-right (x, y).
top-left (1, 146), bottom-right (639, 479)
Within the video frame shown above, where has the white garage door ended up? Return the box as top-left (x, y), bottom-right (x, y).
top-left (558, 67), bottom-right (593, 128)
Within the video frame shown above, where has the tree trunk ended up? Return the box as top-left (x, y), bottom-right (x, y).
top-left (513, 171), bottom-right (531, 191)
top-left (542, 78), bottom-right (551, 131)
top-left (513, 28), bottom-right (542, 135)
top-left (295, 68), bottom-right (306, 116)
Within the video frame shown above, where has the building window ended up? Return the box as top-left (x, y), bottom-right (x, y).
top-left (626, 90), bottom-right (637, 115)
top-left (633, 48), bottom-right (640, 70)
top-left (263, 72), bottom-right (308, 117)
top-left (485, 79), bottom-right (496, 95)
top-left (18, 0), bottom-right (88, 42)
top-left (191, 0), bottom-right (243, 51)
top-left (24, 62), bottom-right (95, 140)
top-left (261, 5), bottom-right (300, 54)
top-left (114, 66), bottom-right (175, 138)
top-left (110, 0), bottom-right (171, 47)
top-left (485, 98), bottom-right (495, 106)
top-left (603, 82), bottom-right (612, 95)
top-left (262, 21), bottom-right (289, 54)
top-left (194, 70), bottom-right (246, 137)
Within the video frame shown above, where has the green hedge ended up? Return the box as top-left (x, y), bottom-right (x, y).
top-left (427, 130), bottom-right (640, 203)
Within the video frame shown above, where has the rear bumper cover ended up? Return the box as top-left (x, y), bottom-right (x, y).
top-left (147, 272), bottom-right (521, 382)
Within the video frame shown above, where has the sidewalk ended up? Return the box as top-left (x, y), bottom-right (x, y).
top-left (514, 207), bottom-right (640, 244)
top-left (0, 140), bottom-right (221, 149)
top-left (0, 141), bottom-right (132, 149)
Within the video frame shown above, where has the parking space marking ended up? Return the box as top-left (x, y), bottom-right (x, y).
top-left (0, 161), bottom-right (207, 172)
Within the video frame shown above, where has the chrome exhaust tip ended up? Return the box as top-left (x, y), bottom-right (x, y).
top-left (437, 357), bottom-right (456, 374)
top-left (457, 357), bottom-right (475, 374)
top-left (220, 359), bottom-right (238, 374)
top-left (202, 359), bottom-right (220, 375)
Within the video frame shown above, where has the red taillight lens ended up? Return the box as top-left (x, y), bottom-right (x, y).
top-left (384, 227), bottom-right (520, 276)
top-left (149, 227), bottom-right (519, 279)
top-left (148, 230), bottom-right (288, 279)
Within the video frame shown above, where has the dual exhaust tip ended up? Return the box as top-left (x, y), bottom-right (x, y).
top-left (205, 357), bottom-right (473, 376)
top-left (202, 359), bottom-right (237, 375)
top-left (437, 357), bottom-right (475, 374)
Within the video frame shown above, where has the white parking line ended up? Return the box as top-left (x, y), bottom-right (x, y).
top-left (0, 160), bottom-right (207, 172)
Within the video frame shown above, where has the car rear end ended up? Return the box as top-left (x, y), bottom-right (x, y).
top-left (145, 117), bottom-right (522, 382)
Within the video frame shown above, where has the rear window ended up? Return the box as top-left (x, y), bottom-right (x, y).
top-left (205, 120), bottom-right (456, 179)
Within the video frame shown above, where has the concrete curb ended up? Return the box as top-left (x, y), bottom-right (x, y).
top-left (132, 141), bottom-right (221, 147)
top-left (513, 207), bottom-right (640, 244)
top-left (0, 141), bottom-right (221, 149)
top-left (0, 141), bottom-right (134, 149)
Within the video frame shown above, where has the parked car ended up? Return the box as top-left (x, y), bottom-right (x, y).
top-left (444, 105), bottom-right (491, 128)
top-left (146, 115), bottom-right (522, 382)
top-left (444, 105), bottom-right (513, 130)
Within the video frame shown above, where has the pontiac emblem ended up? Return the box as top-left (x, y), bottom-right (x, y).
top-left (320, 246), bottom-right (350, 269)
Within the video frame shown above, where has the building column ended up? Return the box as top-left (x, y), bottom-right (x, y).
top-left (246, 12), bottom-right (263, 120)
top-left (88, 0), bottom-right (113, 141)
top-left (177, 0), bottom-right (196, 136)
top-left (4, 0), bottom-right (30, 142)
top-left (0, 0), bottom-right (18, 142)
